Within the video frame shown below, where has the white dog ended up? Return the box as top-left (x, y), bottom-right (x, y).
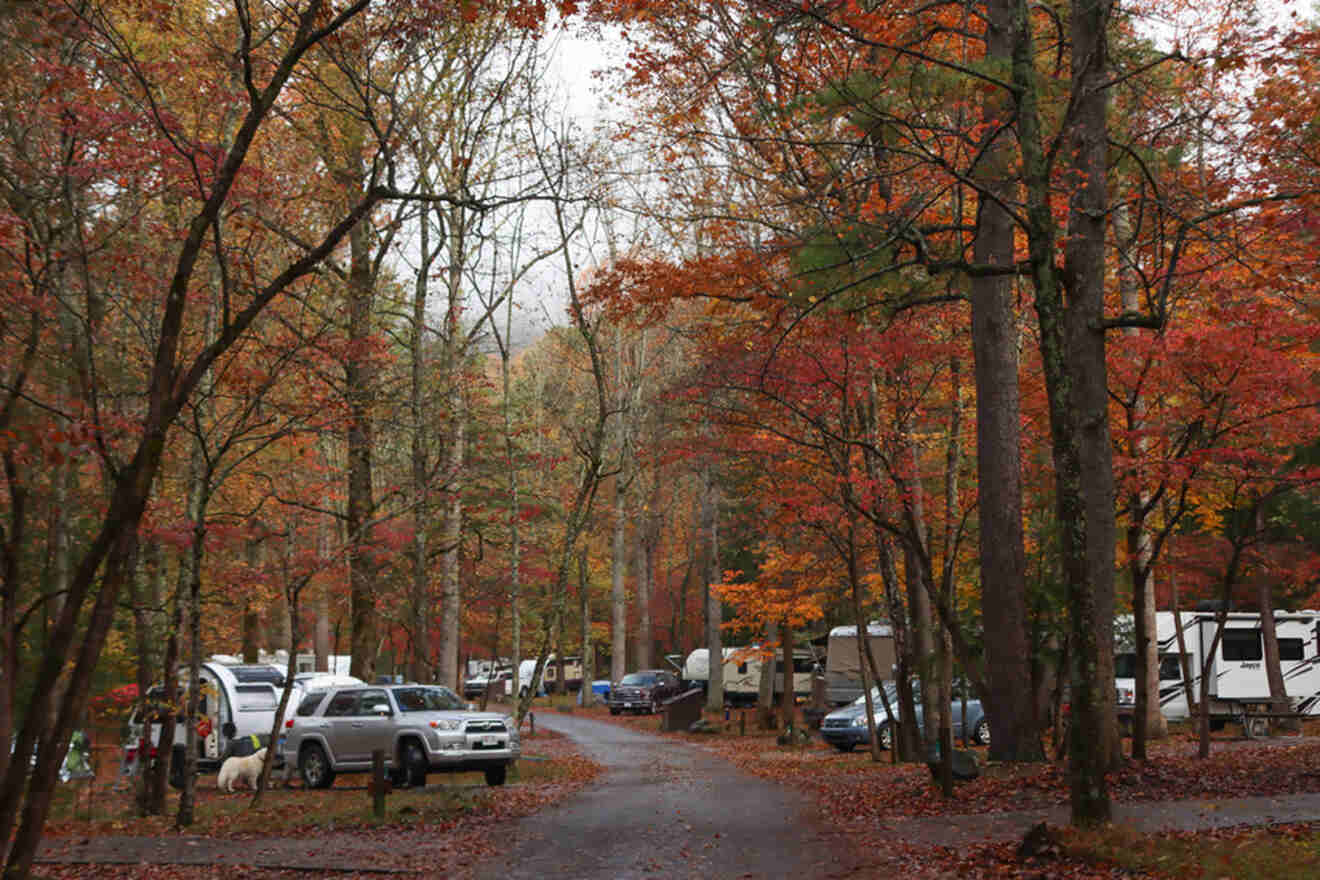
top-left (217, 747), bottom-right (267, 793)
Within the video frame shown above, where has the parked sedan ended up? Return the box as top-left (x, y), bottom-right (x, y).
top-left (607, 669), bottom-right (682, 715)
top-left (282, 683), bottom-right (519, 788)
top-left (819, 682), bottom-right (988, 752)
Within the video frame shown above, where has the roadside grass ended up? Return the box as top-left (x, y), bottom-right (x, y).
top-left (1057, 823), bottom-right (1320, 879)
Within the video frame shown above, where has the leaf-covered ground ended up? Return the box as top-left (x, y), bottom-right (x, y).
top-left (594, 704), bottom-right (1320, 877)
top-left (34, 727), bottom-right (600, 880)
top-left (32, 704), bottom-right (1320, 879)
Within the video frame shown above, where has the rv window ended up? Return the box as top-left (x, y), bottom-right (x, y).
top-left (235, 685), bottom-right (277, 711)
top-left (737, 663), bottom-right (748, 675)
top-left (1279, 638), bottom-right (1304, 662)
top-left (1222, 630), bottom-right (1262, 662)
top-left (1158, 655), bottom-right (1185, 681)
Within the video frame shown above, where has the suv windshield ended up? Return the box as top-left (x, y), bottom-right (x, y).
top-left (391, 685), bottom-right (466, 712)
top-left (620, 673), bottom-right (656, 686)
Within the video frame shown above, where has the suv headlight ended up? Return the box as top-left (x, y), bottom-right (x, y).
top-left (429, 719), bottom-right (462, 731)
top-left (851, 715), bottom-right (868, 727)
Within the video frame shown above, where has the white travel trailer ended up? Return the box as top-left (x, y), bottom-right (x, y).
top-left (1115, 610), bottom-right (1320, 729)
top-left (123, 659), bottom-right (290, 785)
top-left (514, 654), bottom-right (584, 697)
top-left (682, 645), bottom-right (817, 706)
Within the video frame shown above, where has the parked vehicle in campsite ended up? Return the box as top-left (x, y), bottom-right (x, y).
top-left (818, 682), bottom-right (989, 752)
top-left (462, 668), bottom-right (512, 699)
top-left (681, 646), bottom-right (818, 706)
top-left (122, 661), bottom-right (289, 787)
top-left (1114, 609), bottom-right (1320, 734)
top-left (515, 654), bottom-right (584, 697)
top-left (282, 683), bottom-right (519, 789)
top-left (818, 622), bottom-right (896, 706)
top-left (608, 669), bottom-right (682, 715)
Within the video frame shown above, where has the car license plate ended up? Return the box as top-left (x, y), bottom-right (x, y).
top-left (482, 736), bottom-right (499, 747)
top-left (624, 702), bottom-right (634, 708)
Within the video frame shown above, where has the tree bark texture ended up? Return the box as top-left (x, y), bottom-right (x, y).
top-left (346, 204), bottom-right (378, 684)
top-left (972, 0), bottom-right (1041, 764)
top-left (702, 460), bottom-right (724, 712)
top-left (1011, 0), bottom-right (1117, 825)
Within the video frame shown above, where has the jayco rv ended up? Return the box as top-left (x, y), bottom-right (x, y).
top-left (1115, 610), bottom-right (1320, 729)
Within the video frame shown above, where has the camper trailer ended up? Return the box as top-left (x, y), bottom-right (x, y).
top-left (821, 622), bottom-right (897, 706)
top-left (514, 654), bottom-right (584, 696)
top-left (1115, 610), bottom-right (1320, 731)
top-left (122, 660), bottom-right (289, 786)
top-left (681, 645), bottom-right (817, 706)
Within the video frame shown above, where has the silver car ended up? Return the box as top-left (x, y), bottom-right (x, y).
top-left (282, 683), bottom-right (519, 789)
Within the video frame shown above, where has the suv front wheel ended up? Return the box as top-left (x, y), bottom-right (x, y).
top-left (300, 743), bottom-right (335, 789)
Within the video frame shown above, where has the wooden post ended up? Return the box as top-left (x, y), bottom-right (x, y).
top-left (370, 749), bottom-right (386, 818)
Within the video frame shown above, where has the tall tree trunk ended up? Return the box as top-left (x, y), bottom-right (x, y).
top-left (611, 336), bottom-right (630, 684)
top-left (1117, 202), bottom-right (1164, 759)
top-left (144, 553), bottom-right (178, 817)
top-left (1012, 0), bottom-right (1118, 824)
top-left (701, 460), bottom-right (723, 713)
top-left (758, 620), bottom-right (777, 729)
top-left (900, 433), bottom-right (936, 755)
top-left (611, 476), bottom-right (629, 680)
top-left (131, 543), bottom-right (162, 815)
top-left (636, 507), bottom-right (654, 670)
top-left (501, 290), bottom-right (523, 706)
top-left (408, 210), bottom-right (435, 683)
top-left (175, 496), bottom-right (208, 828)
top-left (935, 356), bottom-right (964, 793)
top-left (972, 0), bottom-right (1040, 764)
top-left (579, 550), bottom-right (594, 704)
top-left (436, 204), bottom-right (468, 692)
top-left (315, 498), bottom-right (333, 672)
top-left (779, 625), bottom-right (794, 729)
top-left (1256, 505), bottom-right (1292, 729)
top-left (346, 203), bottom-right (377, 683)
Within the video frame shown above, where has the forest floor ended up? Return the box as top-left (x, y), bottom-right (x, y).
top-left (29, 703), bottom-right (1320, 879)
top-left (596, 703), bottom-right (1320, 877)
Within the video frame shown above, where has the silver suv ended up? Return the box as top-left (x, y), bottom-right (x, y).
top-left (282, 683), bottom-right (519, 789)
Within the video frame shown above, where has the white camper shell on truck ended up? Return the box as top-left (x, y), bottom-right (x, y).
top-left (1115, 610), bottom-right (1320, 733)
top-left (681, 645), bottom-right (817, 706)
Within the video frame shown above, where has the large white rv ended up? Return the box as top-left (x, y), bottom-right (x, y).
top-left (1115, 610), bottom-right (1320, 729)
top-left (681, 645), bottom-right (817, 706)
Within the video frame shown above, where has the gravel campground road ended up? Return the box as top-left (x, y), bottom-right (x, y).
top-left (475, 711), bottom-right (862, 880)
